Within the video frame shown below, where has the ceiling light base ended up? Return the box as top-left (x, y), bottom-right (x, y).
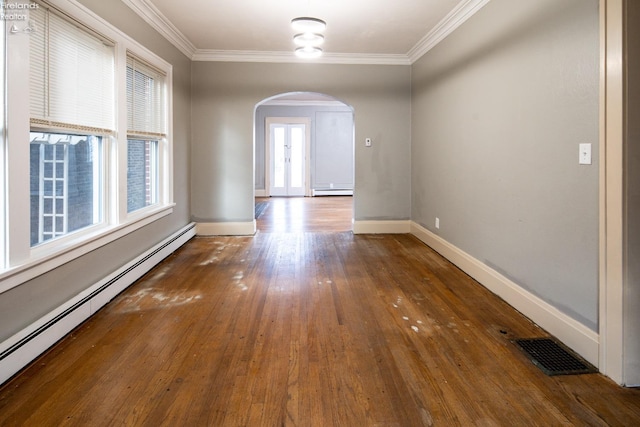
top-left (291, 17), bottom-right (327, 33)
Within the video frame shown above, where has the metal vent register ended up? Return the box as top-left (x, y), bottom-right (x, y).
top-left (514, 338), bottom-right (597, 376)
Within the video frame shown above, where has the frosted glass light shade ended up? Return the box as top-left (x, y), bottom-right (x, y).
top-left (293, 32), bottom-right (324, 46)
top-left (291, 17), bottom-right (326, 33)
top-left (295, 46), bottom-right (323, 58)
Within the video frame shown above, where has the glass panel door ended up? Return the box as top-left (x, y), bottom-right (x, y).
top-left (269, 123), bottom-right (306, 196)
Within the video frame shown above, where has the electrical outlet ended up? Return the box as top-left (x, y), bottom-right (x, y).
top-left (435, 217), bottom-right (440, 229)
top-left (365, 138), bottom-right (372, 147)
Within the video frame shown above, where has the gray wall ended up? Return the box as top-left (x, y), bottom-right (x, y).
top-left (254, 104), bottom-right (354, 192)
top-left (315, 111), bottom-right (354, 191)
top-left (625, 0), bottom-right (640, 385)
top-left (191, 62), bottom-right (411, 223)
top-left (0, 0), bottom-right (192, 342)
top-left (411, 0), bottom-right (600, 330)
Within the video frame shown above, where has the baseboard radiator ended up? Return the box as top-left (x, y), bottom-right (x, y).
top-left (0, 222), bottom-right (197, 386)
top-left (312, 189), bottom-right (353, 196)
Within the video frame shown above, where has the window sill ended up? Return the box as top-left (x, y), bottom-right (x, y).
top-left (0, 204), bottom-right (175, 294)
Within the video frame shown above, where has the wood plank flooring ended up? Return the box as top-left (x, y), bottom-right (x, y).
top-left (256, 196), bottom-right (353, 233)
top-left (1, 197), bottom-right (640, 426)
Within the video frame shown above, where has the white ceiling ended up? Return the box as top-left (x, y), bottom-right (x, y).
top-left (123, 0), bottom-right (490, 64)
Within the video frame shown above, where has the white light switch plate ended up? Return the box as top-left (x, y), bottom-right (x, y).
top-left (579, 143), bottom-right (591, 165)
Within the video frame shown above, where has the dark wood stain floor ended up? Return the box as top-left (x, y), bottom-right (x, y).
top-left (1, 197), bottom-right (639, 426)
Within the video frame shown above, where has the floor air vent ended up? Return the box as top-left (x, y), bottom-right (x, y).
top-left (513, 338), bottom-right (597, 376)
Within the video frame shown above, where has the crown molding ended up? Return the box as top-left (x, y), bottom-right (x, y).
top-left (122, 0), bottom-right (196, 59)
top-left (407, 0), bottom-right (491, 63)
top-left (192, 50), bottom-right (411, 65)
top-left (122, 0), bottom-right (489, 65)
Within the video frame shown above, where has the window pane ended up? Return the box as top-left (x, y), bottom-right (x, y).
top-left (290, 127), bottom-right (303, 188)
top-left (273, 127), bottom-right (285, 188)
top-left (127, 139), bottom-right (158, 213)
top-left (30, 132), bottom-right (103, 246)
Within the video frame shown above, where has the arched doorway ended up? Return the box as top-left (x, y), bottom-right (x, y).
top-left (253, 92), bottom-right (354, 232)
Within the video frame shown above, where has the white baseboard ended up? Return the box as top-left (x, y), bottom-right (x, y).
top-left (410, 221), bottom-right (600, 367)
top-left (0, 222), bottom-right (197, 386)
top-left (353, 220), bottom-right (411, 234)
top-left (255, 189), bottom-right (267, 197)
top-left (196, 221), bottom-right (256, 236)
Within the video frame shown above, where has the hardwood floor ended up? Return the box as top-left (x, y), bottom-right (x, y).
top-left (1, 197), bottom-right (639, 426)
top-left (256, 196), bottom-right (353, 233)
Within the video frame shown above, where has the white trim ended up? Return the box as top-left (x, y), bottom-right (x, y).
top-left (121, 0), bottom-right (196, 59)
top-left (192, 50), bottom-right (411, 65)
top-left (407, 0), bottom-right (492, 63)
top-left (352, 220), bottom-right (411, 234)
top-left (0, 205), bottom-right (174, 294)
top-left (0, 222), bottom-right (196, 386)
top-left (196, 221), bottom-right (256, 236)
top-left (410, 222), bottom-right (600, 367)
top-left (6, 11), bottom-right (32, 268)
top-left (255, 189), bottom-right (268, 198)
top-left (0, 18), bottom-right (5, 270)
top-left (599, 0), bottom-right (625, 384)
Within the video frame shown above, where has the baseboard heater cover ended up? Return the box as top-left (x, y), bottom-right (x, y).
top-left (312, 189), bottom-right (353, 196)
top-left (0, 222), bottom-right (196, 386)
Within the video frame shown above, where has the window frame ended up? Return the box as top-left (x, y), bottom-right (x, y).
top-left (0, 18), bottom-right (6, 270)
top-left (29, 131), bottom-right (106, 248)
top-left (125, 53), bottom-right (167, 216)
top-left (0, 0), bottom-right (174, 294)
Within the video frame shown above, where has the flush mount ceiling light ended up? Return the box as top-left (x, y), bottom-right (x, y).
top-left (291, 17), bottom-right (326, 59)
top-left (293, 32), bottom-right (324, 47)
top-left (291, 17), bottom-right (326, 33)
top-left (295, 46), bottom-right (323, 59)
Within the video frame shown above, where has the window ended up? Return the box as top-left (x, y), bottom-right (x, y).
top-left (126, 56), bottom-right (165, 213)
top-left (29, 132), bottom-right (103, 246)
top-left (29, 5), bottom-right (113, 246)
top-left (127, 139), bottom-right (158, 212)
top-left (0, 0), bottom-right (173, 291)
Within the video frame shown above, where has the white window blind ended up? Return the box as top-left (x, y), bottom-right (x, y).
top-left (127, 55), bottom-right (166, 138)
top-left (29, 6), bottom-right (114, 134)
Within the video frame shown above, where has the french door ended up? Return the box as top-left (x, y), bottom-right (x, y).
top-left (269, 123), bottom-right (306, 196)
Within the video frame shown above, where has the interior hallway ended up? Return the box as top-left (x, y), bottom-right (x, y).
top-left (0, 197), bottom-right (639, 426)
